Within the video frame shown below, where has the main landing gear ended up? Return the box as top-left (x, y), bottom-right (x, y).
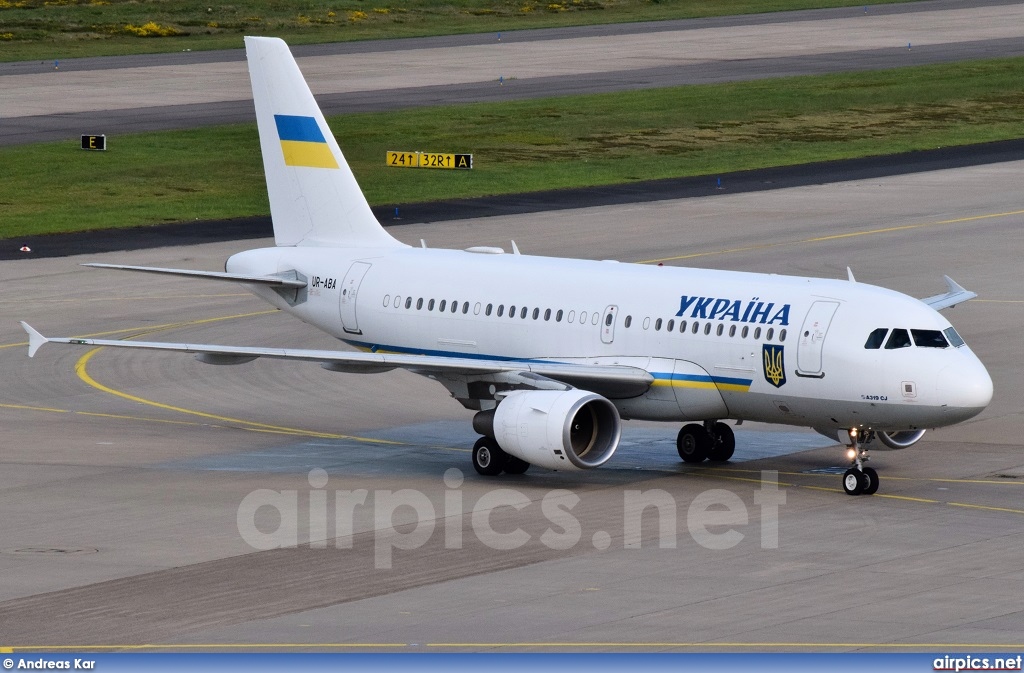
top-left (842, 428), bottom-right (879, 496)
top-left (677, 421), bottom-right (735, 463)
top-left (471, 436), bottom-right (530, 476)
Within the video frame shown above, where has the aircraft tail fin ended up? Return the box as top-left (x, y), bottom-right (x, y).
top-left (245, 36), bottom-right (402, 249)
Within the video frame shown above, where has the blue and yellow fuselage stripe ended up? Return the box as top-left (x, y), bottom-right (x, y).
top-left (274, 114), bottom-right (338, 169)
top-left (650, 372), bottom-right (752, 393)
top-left (344, 340), bottom-right (753, 393)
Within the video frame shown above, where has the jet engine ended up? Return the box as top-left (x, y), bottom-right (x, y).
top-left (877, 429), bottom-right (927, 449)
top-left (815, 427), bottom-right (927, 450)
top-left (473, 389), bottom-right (621, 471)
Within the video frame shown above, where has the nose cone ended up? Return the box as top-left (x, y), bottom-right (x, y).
top-left (936, 352), bottom-right (993, 423)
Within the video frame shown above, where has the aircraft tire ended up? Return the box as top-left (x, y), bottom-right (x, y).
top-left (473, 436), bottom-right (507, 476)
top-left (677, 424), bottom-right (711, 463)
top-left (503, 455), bottom-right (531, 475)
top-left (707, 422), bottom-right (736, 462)
top-left (842, 468), bottom-right (865, 495)
top-left (861, 466), bottom-right (879, 495)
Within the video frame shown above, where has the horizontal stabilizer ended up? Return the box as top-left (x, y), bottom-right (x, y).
top-left (19, 326), bottom-right (654, 397)
top-left (82, 263), bottom-right (306, 288)
top-left (921, 275), bottom-right (977, 311)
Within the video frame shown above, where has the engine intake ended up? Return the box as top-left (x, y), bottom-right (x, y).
top-left (878, 429), bottom-right (926, 449)
top-left (473, 390), bottom-right (621, 471)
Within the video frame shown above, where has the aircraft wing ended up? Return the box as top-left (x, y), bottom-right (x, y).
top-left (921, 275), bottom-right (977, 311)
top-left (81, 263), bottom-right (307, 289)
top-left (20, 323), bottom-right (653, 398)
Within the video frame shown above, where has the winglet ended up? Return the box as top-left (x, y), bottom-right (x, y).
top-left (921, 275), bottom-right (977, 311)
top-left (942, 274), bottom-right (968, 295)
top-left (20, 321), bottom-right (48, 358)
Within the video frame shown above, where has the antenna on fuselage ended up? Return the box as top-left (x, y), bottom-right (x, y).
top-left (847, 267), bottom-right (857, 282)
top-left (511, 240), bottom-right (521, 255)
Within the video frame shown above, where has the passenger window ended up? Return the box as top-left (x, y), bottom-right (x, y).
top-left (439, 300), bottom-right (447, 312)
top-left (944, 326), bottom-right (965, 348)
top-left (766, 328), bottom-right (774, 341)
top-left (428, 299), bottom-right (435, 311)
top-left (655, 318), bottom-right (662, 331)
top-left (779, 328), bottom-right (787, 341)
top-left (885, 329), bottom-right (912, 349)
top-left (474, 302), bottom-right (481, 315)
top-left (509, 305), bottom-right (516, 317)
top-left (383, 295), bottom-right (390, 307)
top-left (667, 319), bottom-right (675, 332)
top-left (394, 296), bottom-right (402, 308)
top-left (624, 315), bottom-right (632, 328)
top-left (544, 308), bottom-right (551, 321)
top-left (533, 308), bottom-right (540, 320)
top-left (452, 301), bottom-right (459, 313)
top-left (462, 302), bottom-right (469, 314)
top-left (606, 313), bottom-right (614, 327)
top-left (417, 298), bottom-right (424, 310)
top-left (485, 303), bottom-right (492, 316)
top-left (556, 310), bottom-right (563, 322)
top-left (405, 297), bottom-right (412, 309)
top-left (912, 329), bottom-right (948, 348)
top-left (692, 322), bottom-right (699, 334)
top-left (497, 304), bottom-right (504, 317)
top-left (864, 328), bottom-right (887, 349)
top-left (592, 312), bottom-right (599, 325)
top-left (741, 326), bottom-right (749, 338)
top-left (704, 323), bottom-right (711, 335)
top-left (753, 327), bottom-right (761, 340)
top-left (716, 324), bottom-right (724, 336)
top-left (643, 317), bottom-right (651, 330)
top-left (568, 310), bottom-right (575, 323)
top-left (728, 325), bottom-right (736, 337)
top-left (679, 320), bottom-right (687, 333)
top-left (521, 307), bottom-right (528, 319)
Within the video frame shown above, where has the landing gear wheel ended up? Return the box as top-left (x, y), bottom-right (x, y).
top-left (707, 422), bottom-right (736, 462)
top-left (861, 466), bottom-right (879, 495)
top-left (503, 455), bottom-right (531, 475)
top-left (677, 423), bottom-right (712, 463)
top-left (843, 468), bottom-right (865, 495)
top-left (472, 436), bottom-right (507, 476)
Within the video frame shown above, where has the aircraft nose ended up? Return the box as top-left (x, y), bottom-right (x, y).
top-left (936, 353), bottom-right (993, 420)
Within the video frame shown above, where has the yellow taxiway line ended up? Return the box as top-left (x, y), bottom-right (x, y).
top-left (638, 208), bottom-right (1024, 265)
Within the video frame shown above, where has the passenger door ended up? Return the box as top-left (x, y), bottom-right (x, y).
top-left (796, 300), bottom-right (839, 376)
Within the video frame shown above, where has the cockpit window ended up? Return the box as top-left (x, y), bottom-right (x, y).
top-left (864, 328), bottom-right (888, 349)
top-left (885, 329), bottom-right (912, 349)
top-left (912, 329), bottom-right (948, 348)
top-left (944, 326), bottom-right (966, 348)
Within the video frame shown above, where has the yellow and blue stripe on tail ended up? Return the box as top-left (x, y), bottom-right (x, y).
top-left (274, 114), bottom-right (339, 169)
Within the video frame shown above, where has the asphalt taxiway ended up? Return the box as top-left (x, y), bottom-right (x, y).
top-left (0, 159), bottom-right (1022, 650)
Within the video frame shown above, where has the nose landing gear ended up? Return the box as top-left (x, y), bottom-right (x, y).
top-left (842, 428), bottom-right (879, 495)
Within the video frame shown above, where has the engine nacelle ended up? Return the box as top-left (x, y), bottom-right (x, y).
top-left (878, 429), bottom-right (927, 450)
top-left (814, 427), bottom-right (927, 450)
top-left (474, 390), bottom-right (621, 471)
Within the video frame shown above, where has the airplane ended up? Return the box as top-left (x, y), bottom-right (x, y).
top-left (21, 36), bottom-right (993, 496)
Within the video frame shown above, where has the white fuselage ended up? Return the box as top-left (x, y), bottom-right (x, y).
top-left (227, 244), bottom-right (993, 436)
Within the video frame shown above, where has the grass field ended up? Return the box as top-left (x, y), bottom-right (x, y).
top-left (3, 56), bottom-right (1024, 240)
top-left (0, 0), bottom-right (920, 61)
